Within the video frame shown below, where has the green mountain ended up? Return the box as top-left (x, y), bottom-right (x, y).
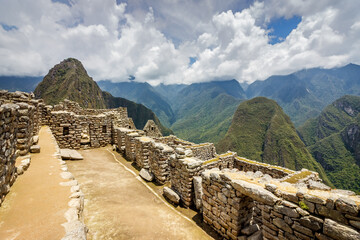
top-left (246, 63), bottom-right (360, 127)
top-left (97, 80), bottom-right (175, 127)
top-left (217, 97), bottom-right (330, 184)
top-left (34, 58), bottom-right (107, 109)
top-left (298, 95), bottom-right (360, 192)
top-left (170, 80), bottom-right (246, 143)
top-left (34, 58), bottom-right (172, 135)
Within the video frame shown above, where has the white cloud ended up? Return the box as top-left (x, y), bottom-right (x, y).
top-left (0, 0), bottom-right (359, 85)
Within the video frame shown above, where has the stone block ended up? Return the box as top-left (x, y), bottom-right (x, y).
top-left (323, 218), bottom-right (360, 240)
top-left (30, 145), bottom-right (40, 153)
top-left (273, 217), bottom-right (292, 233)
top-left (163, 187), bottom-right (180, 205)
top-left (139, 168), bottom-right (154, 182)
top-left (335, 197), bottom-right (358, 215)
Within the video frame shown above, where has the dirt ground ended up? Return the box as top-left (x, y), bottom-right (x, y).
top-left (0, 126), bottom-right (70, 240)
top-left (67, 147), bottom-right (217, 240)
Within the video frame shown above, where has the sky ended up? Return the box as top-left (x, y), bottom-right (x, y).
top-left (0, 0), bottom-right (360, 85)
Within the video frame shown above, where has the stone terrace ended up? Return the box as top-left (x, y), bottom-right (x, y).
top-left (1, 90), bottom-right (360, 240)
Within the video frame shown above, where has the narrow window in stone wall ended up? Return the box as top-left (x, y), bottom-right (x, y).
top-left (128, 125), bottom-right (132, 129)
top-left (63, 127), bottom-right (69, 135)
top-left (102, 125), bottom-right (107, 133)
top-left (151, 127), bottom-right (154, 131)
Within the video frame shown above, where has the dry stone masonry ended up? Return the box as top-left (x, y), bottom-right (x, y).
top-left (1, 90), bottom-right (359, 240)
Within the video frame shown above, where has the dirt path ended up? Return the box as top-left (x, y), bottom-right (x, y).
top-left (67, 147), bottom-right (215, 240)
top-left (0, 126), bottom-right (70, 240)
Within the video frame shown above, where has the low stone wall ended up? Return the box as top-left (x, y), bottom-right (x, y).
top-left (116, 128), bottom-right (135, 153)
top-left (16, 102), bottom-right (35, 155)
top-left (50, 111), bottom-right (82, 149)
top-left (134, 136), bottom-right (154, 170)
top-left (202, 170), bottom-right (256, 239)
top-left (0, 90), bottom-right (43, 156)
top-left (201, 152), bottom-right (236, 172)
top-left (169, 156), bottom-right (202, 207)
top-left (234, 156), bottom-right (294, 178)
top-left (201, 168), bottom-right (360, 240)
top-left (0, 103), bottom-right (19, 206)
top-left (186, 143), bottom-right (217, 160)
top-left (125, 131), bottom-right (144, 162)
top-left (149, 142), bottom-right (174, 184)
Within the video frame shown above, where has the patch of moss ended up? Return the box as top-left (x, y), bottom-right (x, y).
top-left (299, 200), bottom-right (309, 210)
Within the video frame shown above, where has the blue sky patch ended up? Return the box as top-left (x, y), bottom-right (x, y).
top-left (52, 0), bottom-right (71, 6)
top-left (189, 57), bottom-right (197, 67)
top-left (267, 16), bottom-right (301, 45)
top-left (1, 23), bottom-right (17, 31)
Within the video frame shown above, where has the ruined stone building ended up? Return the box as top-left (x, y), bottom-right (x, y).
top-left (1, 90), bottom-right (359, 240)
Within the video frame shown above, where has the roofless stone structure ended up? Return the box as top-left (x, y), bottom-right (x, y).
top-left (1, 90), bottom-right (359, 240)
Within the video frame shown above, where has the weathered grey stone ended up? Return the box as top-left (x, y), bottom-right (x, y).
top-left (349, 220), bottom-right (360, 230)
top-left (247, 230), bottom-right (262, 240)
top-left (317, 204), bottom-right (348, 223)
top-left (304, 194), bottom-right (326, 205)
top-left (315, 232), bottom-right (334, 240)
top-left (273, 217), bottom-right (292, 233)
top-left (60, 149), bottom-right (83, 160)
top-left (335, 197), bottom-right (358, 215)
top-left (292, 222), bottom-right (313, 237)
top-left (139, 168), bottom-right (154, 182)
top-left (61, 171), bottom-right (74, 180)
top-left (265, 183), bottom-right (278, 193)
top-left (331, 189), bottom-right (356, 196)
top-left (241, 224), bottom-right (260, 236)
top-left (299, 216), bottom-right (322, 231)
top-left (30, 145), bottom-right (40, 153)
top-left (61, 220), bottom-right (87, 240)
top-left (323, 218), bottom-right (360, 240)
top-left (33, 135), bottom-right (39, 144)
top-left (308, 180), bottom-right (331, 191)
top-left (163, 187), bottom-right (180, 204)
top-left (231, 179), bottom-right (279, 205)
top-left (274, 205), bottom-right (299, 218)
top-left (193, 176), bottom-right (203, 210)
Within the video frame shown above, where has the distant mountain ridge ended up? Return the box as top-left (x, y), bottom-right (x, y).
top-left (298, 95), bottom-right (360, 192)
top-left (217, 97), bottom-right (330, 184)
top-left (97, 80), bottom-right (175, 127)
top-left (247, 63), bottom-right (360, 126)
top-left (170, 79), bottom-right (246, 143)
top-left (33, 58), bottom-right (172, 135)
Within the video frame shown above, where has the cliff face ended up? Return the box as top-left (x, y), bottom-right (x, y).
top-left (217, 97), bottom-right (330, 184)
top-left (34, 58), bottom-right (106, 109)
top-left (298, 95), bottom-right (360, 192)
top-left (34, 58), bottom-right (172, 135)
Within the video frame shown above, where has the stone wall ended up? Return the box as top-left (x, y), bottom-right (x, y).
top-left (201, 168), bottom-right (360, 240)
top-left (47, 99), bottom-right (133, 149)
top-left (234, 156), bottom-right (294, 179)
top-left (49, 111), bottom-right (82, 149)
top-left (134, 136), bottom-right (154, 170)
top-left (149, 142), bottom-right (174, 184)
top-left (169, 155), bottom-right (203, 207)
top-left (0, 90), bottom-right (43, 156)
top-left (202, 170), bottom-right (257, 239)
top-left (125, 131), bottom-right (144, 162)
top-left (186, 143), bottom-right (217, 160)
top-left (116, 128), bottom-right (136, 153)
top-left (0, 103), bottom-right (19, 206)
top-left (143, 120), bottom-right (162, 138)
